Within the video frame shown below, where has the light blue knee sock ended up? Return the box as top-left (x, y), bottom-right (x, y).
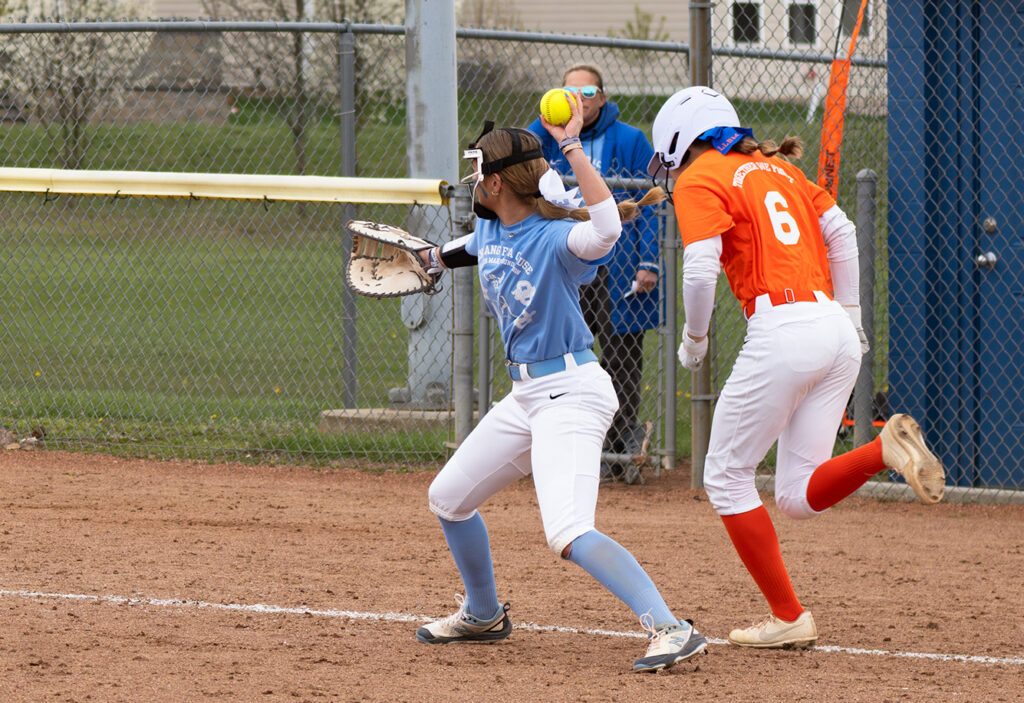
top-left (438, 513), bottom-right (501, 620)
top-left (567, 530), bottom-right (677, 630)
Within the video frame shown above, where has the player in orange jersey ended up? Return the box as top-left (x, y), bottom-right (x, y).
top-left (650, 87), bottom-right (946, 649)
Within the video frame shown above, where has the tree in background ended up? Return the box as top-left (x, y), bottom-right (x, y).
top-left (608, 5), bottom-right (670, 45)
top-left (457, 0), bottom-right (522, 29)
top-left (2, 0), bottom-right (148, 169)
top-left (201, 0), bottom-right (401, 175)
top-left (608, 5), bottom-right (671, 104)
top-left (455, 0), bottom-right (532, 95)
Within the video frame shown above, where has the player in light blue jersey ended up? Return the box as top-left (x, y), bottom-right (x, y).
top-left (412, 96), bottom-right (708, 673)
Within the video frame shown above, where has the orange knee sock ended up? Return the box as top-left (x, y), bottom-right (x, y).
top-left (720, 506), bottom-right (803, 622)
top-left (805, 437), bottom-right (884, 512)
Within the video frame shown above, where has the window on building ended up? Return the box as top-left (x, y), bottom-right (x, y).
top-left (789, 3), bottom-right (816, 45)
top-left (732, 2), bottom-right (761, 44)
top-left (841, 0), bottom-right (871, 39)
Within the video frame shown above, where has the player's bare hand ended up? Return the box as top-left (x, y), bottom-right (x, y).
top-left (636, 269), bottom-right (658, 293)
top-left (540, 91), bottom-right (583, 141)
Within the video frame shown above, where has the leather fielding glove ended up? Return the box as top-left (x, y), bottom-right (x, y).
top-left (344, 220), bottom-right (440, 298)
top-left (677, 328), bottom-right (708, 371)
top-left (844, 304), bottom-right (870, 355)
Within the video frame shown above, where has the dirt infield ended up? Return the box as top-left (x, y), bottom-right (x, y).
top-left (1, 451), bottom-right (1022, 702)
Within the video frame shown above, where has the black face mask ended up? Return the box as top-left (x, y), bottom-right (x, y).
top-left (473, 200), bottom-right (499, 220)
top-left (650, 153), bottom-right (681, 205)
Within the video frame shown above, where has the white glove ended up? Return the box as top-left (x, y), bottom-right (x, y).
top-left (424, 246), bottom-right (446, 276)
top-left (677, 328), bottom-right (708, 371)
top-left (844, 305), bottom-right (870, 355)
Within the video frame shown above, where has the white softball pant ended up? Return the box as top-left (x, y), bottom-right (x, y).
top-left (703, 299), bottom-right (861, 519)
top-left (427, 355), bottom-right (618, 554)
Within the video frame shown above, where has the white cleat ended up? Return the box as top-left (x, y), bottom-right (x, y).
top-left (728, 611), bottom-right (818, 649)
top-left (880, 413), bottom-right (946, 504)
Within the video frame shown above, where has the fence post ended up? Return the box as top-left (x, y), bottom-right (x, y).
top-left (689, 1), bottom-right (713, 86)
top-left (854, 169), bottom-right (877, 447)
top-left (451, 184), bottom-right (476, 444)
top-left (477, 279), bottom-right (492, 419)
top-left (688, 1), bottom-right (713, 488)
top-left (338, 25), bottom-right (358, 408)
top-left (662, 208), bottom-right (678, 476)
top-left (690, 369), bottom-right (712, 489)
top-left (400, 0), bottom-right (459, 408)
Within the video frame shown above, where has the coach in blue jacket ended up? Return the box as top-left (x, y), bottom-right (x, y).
top-left (528, 64), bottom-right (661, 480)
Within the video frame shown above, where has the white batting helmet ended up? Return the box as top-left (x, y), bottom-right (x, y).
top-left (647, 87), bottom-right (740, 177)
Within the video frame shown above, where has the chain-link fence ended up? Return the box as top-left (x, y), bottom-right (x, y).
top-left (0, 22), bottom-right (445, 464)
top-left (0, 14), bottom-right (1018, 498)
top-left (886, 2), bottom-right (1024, 498)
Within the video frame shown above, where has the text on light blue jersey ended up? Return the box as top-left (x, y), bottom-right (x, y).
top-left (466, 213), bottom-right (601, 364)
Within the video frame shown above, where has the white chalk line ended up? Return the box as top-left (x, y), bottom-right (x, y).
top-left (2, 588), bottom-right (1022, 667)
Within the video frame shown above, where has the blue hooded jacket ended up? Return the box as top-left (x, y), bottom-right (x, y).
top-left (527, 101), bottom-right (661, 334)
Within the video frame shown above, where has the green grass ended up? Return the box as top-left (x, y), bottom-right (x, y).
top-left (0, 190), bottom-right (447, 464)
top-left (5, 102), bottom-right (410, 177)
top-left (7, 411), bottom-right (448, 466)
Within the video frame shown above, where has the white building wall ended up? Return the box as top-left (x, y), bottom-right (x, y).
top-left (711, 0), bottom-right (886, 114)
top-left (152, 0), bottom-right (203, 17)
top-left (499, 1), bottom-right (691, 41)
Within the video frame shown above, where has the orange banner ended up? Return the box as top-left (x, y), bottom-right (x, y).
top-left (817, 58), bottom-right (851, 199)
top-left (817, 0), bottom-right (869, 199)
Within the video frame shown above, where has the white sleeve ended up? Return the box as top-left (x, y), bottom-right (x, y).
top-left (566, 197), bottom-right (621, 261)
top-left (819, 205), bottom-right (859, 306)
top-left (440, 233), bottom-right (473, 255)
top-left (682, 236), bottom-right (722, 337)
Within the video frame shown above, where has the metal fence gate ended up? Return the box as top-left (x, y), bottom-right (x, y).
top-left (888, 0), bottom-right (1024, 495)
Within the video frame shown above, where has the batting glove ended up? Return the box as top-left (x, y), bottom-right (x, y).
top-left (844, 305), bottom-right (870, 355)
top-left (425, 246), bottom-right (446, 276)
top-left (677, 328), bottom-right (708, 371)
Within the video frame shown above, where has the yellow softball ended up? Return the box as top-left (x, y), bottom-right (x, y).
top-left (539, 88), bottom-right (574, 126)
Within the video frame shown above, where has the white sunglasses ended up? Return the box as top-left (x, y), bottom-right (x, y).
top-left (563, 85), bottom-right (603, 99)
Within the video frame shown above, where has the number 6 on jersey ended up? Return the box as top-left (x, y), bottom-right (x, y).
top-left (764, 190), bottom-right (801, 245)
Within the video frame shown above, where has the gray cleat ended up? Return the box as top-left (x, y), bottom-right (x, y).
top-left (416, 595), bottom-right (511, 644)
top-left (633, 616), bottom-right (709, 672)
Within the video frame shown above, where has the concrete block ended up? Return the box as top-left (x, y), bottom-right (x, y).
top-left (319, 407), bottom-right (455, 434)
